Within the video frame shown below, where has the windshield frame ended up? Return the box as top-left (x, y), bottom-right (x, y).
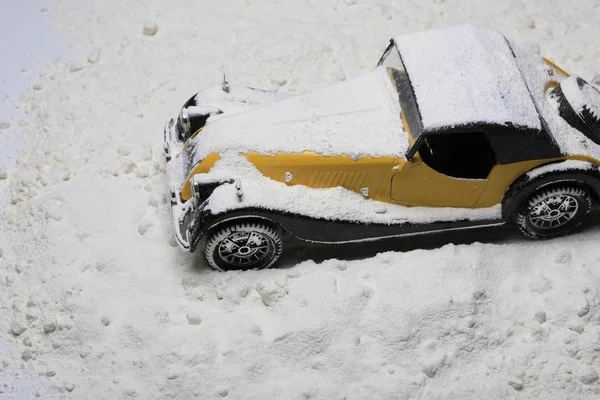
top-left (379, 41), bottom-right (424, 159)
top-left (377, 41), bottom-right (395, 67)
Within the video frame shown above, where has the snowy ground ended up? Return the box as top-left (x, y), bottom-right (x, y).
top-left (1, 0), bottom-right (600, 398)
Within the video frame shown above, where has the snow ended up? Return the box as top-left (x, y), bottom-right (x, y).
top-left (0, 0), bottom-right (67, 210)
top-left (393, 25), bottom-right (541, 132)
top-left (560, 76), bottom-right (600, 118)
top-left (2, 0), bottom-right (600, 398)
top-left (187, 67), bottom-right (407, 165)
top-left (526, 159), bottom-right (596, 179)
top-left (582, 84), bottom-right (600, 119)
top-left (561, 76), bottom-right (589, 112)
top-left (142, 20), bottom-right (159, 36)
top-left (193, 86), bottom-right (293, 117)
top-left (86, 48), bottom-right (101, 65)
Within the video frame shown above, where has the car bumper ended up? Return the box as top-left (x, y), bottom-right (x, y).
top-left (168, 190), bottom-right (210, 252)
top-left (164, 117), bottom-right (199, 251)
top-left (163, 118), bottom-right (179, 162)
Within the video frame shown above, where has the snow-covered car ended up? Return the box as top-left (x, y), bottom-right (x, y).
top-left (164, 24), bottom-right (600, 271)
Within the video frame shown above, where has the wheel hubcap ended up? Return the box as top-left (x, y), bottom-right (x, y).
top-left (528, 194), bottom-right (579, 229)
top-left (217, 231), bottom-right (271, 268)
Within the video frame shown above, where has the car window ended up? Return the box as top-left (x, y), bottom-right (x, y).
top-left (418, 132), bottom-right (496, 179)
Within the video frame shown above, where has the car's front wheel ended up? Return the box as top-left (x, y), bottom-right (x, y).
top-left (204, 221), bottom-right (283, 271)
top-left (516, 186), bottom-right (591, 239)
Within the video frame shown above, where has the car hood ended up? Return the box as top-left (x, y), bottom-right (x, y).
top-left (184, 67), bottom-right (408, 170)
top-left (190, 85), bottom-right (293, 118)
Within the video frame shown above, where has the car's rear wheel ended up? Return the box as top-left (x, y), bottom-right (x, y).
top-left (204, 221), bottom-right (283, 271)
top-left (515, 186), bottom-right (591, 239)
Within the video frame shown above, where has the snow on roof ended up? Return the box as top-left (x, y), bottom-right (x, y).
top-left (393, 25), bottom-right (542, 132)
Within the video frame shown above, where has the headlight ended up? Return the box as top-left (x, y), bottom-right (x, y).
top-left (180, 109), bottom-right (191, 131)
top-left (177, 109), bottom-right (191, 141)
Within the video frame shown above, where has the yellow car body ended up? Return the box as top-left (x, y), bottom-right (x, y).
top-left (164, 24), bottom-right (600, 270)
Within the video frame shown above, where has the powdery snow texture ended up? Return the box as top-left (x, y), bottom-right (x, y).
top-left (1, 0), bottom-right (600, 399)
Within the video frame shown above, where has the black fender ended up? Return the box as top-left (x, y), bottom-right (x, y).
top-left (188, 205), bottom-right (504, 252)
top-left (501, 163), bottom-right (600, 223)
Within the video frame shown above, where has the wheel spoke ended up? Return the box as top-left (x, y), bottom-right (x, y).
top-left (528, 193), bottom-right (580, 230)
top-left (225, 237), bottom-right (239, 248)
top-left (559, 198), bottom-right (570, 210)
top-left (540, 202), bottom-right (553, 214)
top-left (217, 230), bottom-right (273, 268)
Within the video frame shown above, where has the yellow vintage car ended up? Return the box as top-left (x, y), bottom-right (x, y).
top-left (164, 24), bottom-right (600, 271)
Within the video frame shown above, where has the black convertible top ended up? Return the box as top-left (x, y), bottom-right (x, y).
top-left (392, 25), bottom-right (562, 164)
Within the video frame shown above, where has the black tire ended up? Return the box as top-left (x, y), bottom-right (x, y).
top-left (515, 186), bottom-right (591, 239)
top-left (204, 221), bottom-right (283, 271)
top-left (550, 77), bottom-right (600, 144)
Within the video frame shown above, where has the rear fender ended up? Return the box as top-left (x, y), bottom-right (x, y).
top-left (501, 162), bottom-right (600, 222)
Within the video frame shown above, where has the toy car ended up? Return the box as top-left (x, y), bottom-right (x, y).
top-left (164, 24), bottom-right (600, 271)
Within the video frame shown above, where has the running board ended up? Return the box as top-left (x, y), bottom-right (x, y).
top-left (194, 208), bottom-right (506, 247)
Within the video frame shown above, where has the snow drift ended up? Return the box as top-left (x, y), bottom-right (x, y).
top-left (1, 0), bottom-right (600, 398)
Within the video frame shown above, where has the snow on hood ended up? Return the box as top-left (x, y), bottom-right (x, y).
top-left (185, 67), bottom-right (408, 165)
top-left (191, 85), bottom-right (293, 118)
top-left (394, 25), bottom-right (541, 132)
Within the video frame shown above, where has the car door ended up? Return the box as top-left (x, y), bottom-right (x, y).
top-left (390, 132), bottom-right (496, 207)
